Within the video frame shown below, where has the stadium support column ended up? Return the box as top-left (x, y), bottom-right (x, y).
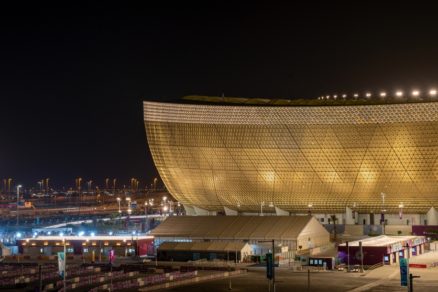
top-left (275, 207), bottom-right (289, 216)
top-left (345, 207), bottom-right (355, 225)
top-left (183, 205), bottom-right (196, 216)
top-left (426, 207), bottom-right (438, 225)
top-left (224, 206), bottom-right (238, 216)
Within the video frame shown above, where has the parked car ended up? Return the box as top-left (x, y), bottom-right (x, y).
top-left (351, 265), bottom-right (361, 272)
top-left (336, 264), bottom-right (345, 271)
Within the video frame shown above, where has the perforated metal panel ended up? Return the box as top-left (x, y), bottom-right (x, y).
top-left (144, 101), bottom-right (438, 213)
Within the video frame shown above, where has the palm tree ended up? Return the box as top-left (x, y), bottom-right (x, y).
top-left (331, 215), bottom-right (338, 241)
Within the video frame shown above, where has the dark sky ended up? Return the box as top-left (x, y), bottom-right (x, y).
top-left (1, 3), bottom-right (438, 188)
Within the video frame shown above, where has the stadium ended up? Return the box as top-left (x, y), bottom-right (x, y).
top-left (144, 95), bottom-right (438, 226)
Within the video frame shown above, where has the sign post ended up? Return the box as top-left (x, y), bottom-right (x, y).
top-left (400, 258), bottom-right (409, 287)
top-left (266, 253), bottom-right (273, 292)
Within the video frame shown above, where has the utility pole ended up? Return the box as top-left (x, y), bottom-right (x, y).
top-left (409, 273), bottom-right (420, 292)
top-left (38, 264), bottom-right (42, 292)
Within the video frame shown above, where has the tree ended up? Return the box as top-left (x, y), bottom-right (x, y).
top-left (330, 215), bottom-right (338, 241)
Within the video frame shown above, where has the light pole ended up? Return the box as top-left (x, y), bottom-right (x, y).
top-left (16, 185), bottom-right (22, 226)
top-left (8, 178), bottom-right (12, 193)
top-left (126, 197), bottom-right (132, 220)
top-left (116, 197), bottom-right (121, 213)
top-left (153, 177), bottom-right (158, 191)
top-left (45, 178), bottom-right (49, 194)
top-left (381, 192), bottom-right (386, 234)
top-left (399, 203), bottom-right (404, 220)
top-left (37, 180), bottom-right (43, 192)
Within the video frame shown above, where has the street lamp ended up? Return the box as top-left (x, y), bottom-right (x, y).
top-left (260, 201), bottom-right (265, 216)
top-left (116, 197), bottom-right (121, 214)
top-left (307, 203), bottom-right (313, 216)
top-left (16, 185), bottom-right (22, 225)
top-left (381, 192), bottom-right (386, 234)
top-left (399, 203), bottom-right (404, 220)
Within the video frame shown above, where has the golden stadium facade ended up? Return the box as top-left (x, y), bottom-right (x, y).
top-left (144, 99), bottom-right (438, 214)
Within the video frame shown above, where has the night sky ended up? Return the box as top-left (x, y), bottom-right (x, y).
top-left (1, 3), bottom-right (438, 188)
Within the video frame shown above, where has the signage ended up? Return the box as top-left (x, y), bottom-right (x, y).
top-left (109, 249), bottom-right (115, 264)
top-left (400, 258), bottom-right (409, 286)
top-left (57, 252), bottom-right (65, 279)
top-left (266, 253), bottom-right (273, 279)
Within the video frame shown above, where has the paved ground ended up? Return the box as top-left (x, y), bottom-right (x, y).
top-left (161, 266), bottom-right (438, 292)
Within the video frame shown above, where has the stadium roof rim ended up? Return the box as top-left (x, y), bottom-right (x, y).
top-left (143, 95), bottom-right (438, 107)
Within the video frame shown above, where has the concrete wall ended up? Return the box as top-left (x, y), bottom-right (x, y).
top-left (384, 225), bottom-right (412, 235)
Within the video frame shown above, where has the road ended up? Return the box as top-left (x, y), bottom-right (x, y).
top-left (162, 266), bottom-right (438, 292)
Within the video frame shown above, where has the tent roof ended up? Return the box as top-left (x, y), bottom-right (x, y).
top-left (158, 241), bottom-right (248, 252)
top-left (152, 215), bottom-right (317, 241)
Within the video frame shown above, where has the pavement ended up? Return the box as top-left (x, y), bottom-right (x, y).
top-left (159, 265), bottom-right (438, 292)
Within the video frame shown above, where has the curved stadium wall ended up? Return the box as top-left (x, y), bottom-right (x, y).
top-left (144, 101), bottom-right (438, 214)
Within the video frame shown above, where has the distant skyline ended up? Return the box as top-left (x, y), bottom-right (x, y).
top-left (2, 4), bottom-right (438, 187)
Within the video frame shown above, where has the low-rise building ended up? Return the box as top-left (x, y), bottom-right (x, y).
top-left (18, 235), bottom-right (154, 260)
top-left (338, 235), bottom-right (426, 266)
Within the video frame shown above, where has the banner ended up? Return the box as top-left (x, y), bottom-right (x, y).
top-left (57, 252), bottom-right (65, 278)
top-left (109, 249), bottom-right (115, 264)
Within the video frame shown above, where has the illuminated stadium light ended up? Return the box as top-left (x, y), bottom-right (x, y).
top-left (412, 90), bottom-right (420, 96)
top-left (380, 92), bottom-right (386, 97)
top-left (396, 91), bottom-right (403, 97)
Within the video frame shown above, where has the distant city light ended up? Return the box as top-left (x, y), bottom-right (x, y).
top-left (342, 94), bottom-right (347, 98)
top-left (365, 93), bottom-right (371, 97)
top-left (429, 89), bottom-right (437, 96)
top-left (396, 91), bottom-right (403, 97)
top-left (16, 232), bottom-right (22, 238)
top-left (59, 232), bottom-right (64, 237)
top-left (78, 231), bottom-right (85, 236)
top-left (90, 232), bottom-right (95, 237)
top-left (380, 92), bottom-right (386, 97)
top-left (333, 95), bottom-right (338, 99)
top-left (412, 90), bottom-right (420, 96)
top-left (109, 231), bottom-right (113, 236)
top-left (353, 93), bottom-right (358, 98)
